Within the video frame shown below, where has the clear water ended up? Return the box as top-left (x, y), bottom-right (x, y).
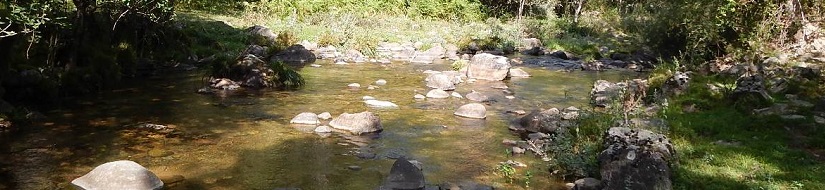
top-left (0, 60), bottom-right (642, 190)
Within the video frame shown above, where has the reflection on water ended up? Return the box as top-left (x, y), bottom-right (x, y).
top-left (0, 60), bottom-right (642, 189)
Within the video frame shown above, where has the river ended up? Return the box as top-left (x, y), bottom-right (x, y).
top-left (0, 59), bottom-right (641, 189)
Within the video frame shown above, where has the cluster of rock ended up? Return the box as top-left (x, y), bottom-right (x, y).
top-left (519, 39), bottom-right (656, 71)
top-left (290, 111), bottom-right (383, 135)
top-left (417, 53), bottom-right (533, 120)
top-left (199, 25), bottom-right (316, 93)
top-left (504, 107), bottom-right (581, 155)
top-left (597, 127), bottom-right (676, 190)
top-left (311, 41), bottom-right (460, 65)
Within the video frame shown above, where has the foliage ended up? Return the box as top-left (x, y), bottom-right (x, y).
top-left (270, 61), bottom-right (305, 89)
top-left (545, 123), bottom-right (601, 178)
top-left (496, 162), bottom-right (516, 183)
top-left (451, 60), bottom-right (468, 71)
top-left (241, 0), bottom-right (486, 21)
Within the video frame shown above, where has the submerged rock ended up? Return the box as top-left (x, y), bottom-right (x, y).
top-left (314, 125), bottom-right (333, 133)
top-left (454, 103), bottom-right (487, 119)
top-left (466, 91), bottom-right (489, 102)
top-left (290, 112), bottom-right (320, 125)
top-left (364, 100), bottom-right (399, 108)
top-left (329, 111), bottom-right (383, 135)
top-left (72, 160), bottom-right (163, 190)
top-left (379, 158), bottom-right (425, 190)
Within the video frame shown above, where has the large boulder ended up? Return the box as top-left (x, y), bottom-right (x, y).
top-left (521, 38), bottom-right (542, 49)
top-left (589, 79), bottom-right (648, 108)
top-left (72, 160), bottom-right (163, 190)
top-left (466, 53), bottom-right (511, 81)
top-left (240, 44), bottom-right (270, 58)
top-left (329, 111), bottom-right (383, 135)
top-left (515, 108), bottom-right (578, 135)
top-left (234, 54), bottom-right (276, 88)
top-left (247, 25), bottom-right (277, 46)
top-left (425, 73), bottom-right (456, 91)
top-left (411, 45), bottom-right (446, 64)
top-left (379, 158), bottom-right (425, 190)
top-left (599, 127), bottom-right (675, 190)
top-left (454, 103), bottom-right (487, 119)
top-left (271, 45), bottom-right (317, 65)
top-left (290, 112), bottom-right (320, 125)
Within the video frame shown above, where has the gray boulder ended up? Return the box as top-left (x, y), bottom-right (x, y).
top-left (411, 45), bottom-right (446, 64)
top-left (240, 44), bottom-right (270, 58)
top-left (246, 25), bottom-right (277, 46)
top-left (454, 103), bottom-right (487, 119)
top-left (521, 38), bottom-right (542, 49)
top-left (425, 73), bottom-right (456, 91)
top-left (599, 127), bottom-right (675, 190)
top-left (466, 53), bottom-right (511, 81)
top-left (72, 160), bottom-right (163, 190)
top-left (329, 111), bottom-right (383, 135)
top-left (517, 108), bottom-right (565, 134)
top-left (590, 80), bottom-right (626, 108)
top-left (271, 45), bottom-right (317, 65)
top-left (379, 158), bottom-right (425, 190)
top-left (290, 112), bottom-right (320, 125)
top-left (234, 54), bottom-right (276, 88)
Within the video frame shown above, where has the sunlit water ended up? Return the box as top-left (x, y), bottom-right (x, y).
top-left (0, 60), bottom-right (642, 189)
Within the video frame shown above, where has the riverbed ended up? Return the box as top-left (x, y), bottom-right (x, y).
top-left (0, 60), bottom-right (642, 189)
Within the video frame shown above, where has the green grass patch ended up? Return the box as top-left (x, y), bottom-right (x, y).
top-left (667, 105), bottom-right (825, 190)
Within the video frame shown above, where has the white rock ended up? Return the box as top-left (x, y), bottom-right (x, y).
top-left (426, 89), bottom-right (451, 99)
top-left (364, 100), bottom-right (399, 108)
top-left (781, 115), bottom-right (806, 120)
top-left (290, 112), bottom-right (320, 124)
top-left (318, 112), bottom-right (333, 120)
top-left (376, 79), bottom-right (388, 86)
top-left (414, 94), bottom-right (426, 99)
top-left (451, 92), bottom-right (463, 99)
top-left (348, 83), bottom-right (361, 88)
top-left (562, 112), bottom-right (579, 120)
top-left (454, 103), bottom-right (487, 119)
top-left (71, 160), bottom-right (163, 190)
top-left (310, 64), bottom-right (322, 68)
top-left (329, 111), bottom-right (383, 135)
top-left (362, 96), bottom-right (376, 100)
top-left (505, 96), bottom-right (516, 99)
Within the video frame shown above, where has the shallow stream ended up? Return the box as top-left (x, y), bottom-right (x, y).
top-left (0, 60), bottom-right (641, 189)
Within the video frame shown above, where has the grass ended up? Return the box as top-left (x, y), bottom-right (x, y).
top-left (667, 106), bottom-right (825, 189)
